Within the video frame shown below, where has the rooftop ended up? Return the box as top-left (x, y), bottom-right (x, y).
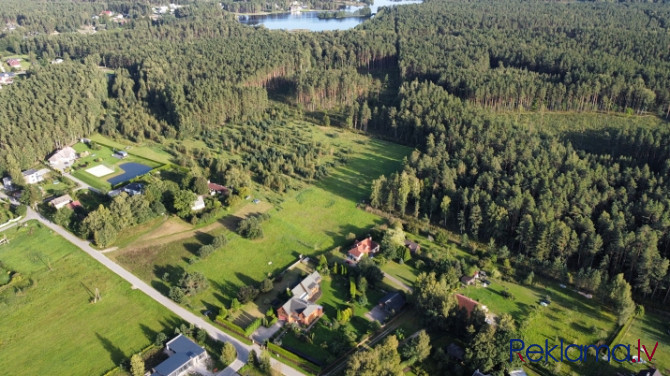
top-left (152, 334), bottom-right (206, 376)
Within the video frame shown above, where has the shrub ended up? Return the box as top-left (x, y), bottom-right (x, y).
top-left (169, 287), bottom-right (187, 303)
top-left (237, 216), bottom-right (264, 239)
top-left (221, 342), bottom-right (237, 365)
top-left (212, 234), bottom-right (228, 248)
top-left (198, 244), bottom-right (215, 258)
top-left (260, 278), bottom-right (273, 293)
top-left (244, 318), bottom-right (262, 336)
top-left (237, 285), bottom-right (259, 303)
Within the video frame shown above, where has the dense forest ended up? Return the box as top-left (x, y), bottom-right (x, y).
top-left (1, 0), bottom-right (670, 362)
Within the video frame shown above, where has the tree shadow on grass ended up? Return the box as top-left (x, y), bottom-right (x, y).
top-left (95, 333), bottom-right (126, 366)
top-left (235, 272), bottom-right (260, 287)
top-left (151, 280), bottom-right (170, 296)
top-left (183, 242), bottom-right (201, 256)
top-left (194, 231), bottom-right (213, 245)
top-left (153, 264), bottom-right (186, 285)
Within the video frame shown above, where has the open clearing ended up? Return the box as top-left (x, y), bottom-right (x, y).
top-left (85, 164), bottom-right (115, 177)
top-left (111, 130), bottom-right (411, 320)
top-left (0, 221), bottom-right (179, 375)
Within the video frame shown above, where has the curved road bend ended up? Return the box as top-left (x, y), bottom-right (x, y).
top-left (23, 207), bottom-right (304, 376)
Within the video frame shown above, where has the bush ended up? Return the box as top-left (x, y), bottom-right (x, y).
top-left (212, 234), bottom-right (228, 248)
top-left (217, 307), bottom-right (229, 321)
top-left (244, 318), bottom-right (263, 336)
top-left (169, 287), bottom-right (187, 303)
top-left (14, 205), bottom-right (27, 217)
top-left (237, 285), bottom-right (259, 303)
top-left (221, 342), bottom-right (237, 365)
top-left (260, 278), bottom-right (273, 293)
top-left (198, 244), bottom-right (215, 258)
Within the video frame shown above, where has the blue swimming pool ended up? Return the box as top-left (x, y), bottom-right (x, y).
top-left (107, 162), bottom-right (153, 185)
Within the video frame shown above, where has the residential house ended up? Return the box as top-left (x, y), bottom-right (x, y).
top-left (122, 183), bottom-right (144, 196)
top-left (460, 270), bottom-right (480, 286)
top-left (48, 146), bottom-right (77, 169)
top-left (404, 239), bottom-right (420, 253)
top-left (191, 195), bottom-right (205, 211)
top-left (637, 369), bottom-right (663, 376)
top-left (455, 294), bottom-right (488, 317)
top-left (277, 271), bottom-right (324, 326)
top-left (6, 59), bottom-right (20, 68)
top-left (50, 194), bottom-right (73, 210)
top-left (378, 291), bottom-right (405, 314)
top-left (2, 177), bottom-right (12, 190)
top-left (114, 150), bottom-right (128, 158)
top-left (66, 200), bottom-right (82, 210)
top-left (0, 72), bottom-right (14, 85)
top-left (347, 237), bottom-right (380, 262)
top-left (207, 181), bottom-right (228, 196)
top-left (22, 169), bottom-right (48, 184)
top-left (151, 334), bottom-right (208, 376)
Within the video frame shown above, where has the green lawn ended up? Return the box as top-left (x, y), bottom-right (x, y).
top-left (70, 141), bottom-right (162, 191)
top-left (382, 260), bottom-right (419, 288)
top-left (112, 132), bottom-right (411, 319)
top-left (618, 311), bottom-right (670, 374)
top-left (0, 221), bottom-right (180, 375)
top-left (40, 176), bottom-right (77, 197)
top-left (90, 134), bottom-right (175, 165)
top-left (462, 278), bottom-right (620, 375)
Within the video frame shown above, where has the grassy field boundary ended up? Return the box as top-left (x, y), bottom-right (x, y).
top-left (268, 342), bottom-right (322, 375)
top-left (608, 314), bottom-right (636, 349)
top-left (90, 135), bottom-right (173, 167)
top-left (214, 319), bottom-right (254, 345)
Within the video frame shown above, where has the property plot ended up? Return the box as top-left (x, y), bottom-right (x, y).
top-left (86, 164), bottom-right (115, 177)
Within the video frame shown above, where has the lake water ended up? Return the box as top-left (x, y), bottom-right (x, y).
top-left (238, 0), bottom-right (422, 31)
top-left (107, 162), bottom-right (153, 185)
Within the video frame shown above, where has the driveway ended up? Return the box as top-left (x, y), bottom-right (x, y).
top-left (252, 321), bottom-right (284, 344)
top-left (365, 306), bottom-right (388, 322)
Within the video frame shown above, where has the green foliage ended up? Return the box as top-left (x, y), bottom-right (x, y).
top-left (244, 318), bottom-right (263, 337)
top-left (221, 342), bottom-right (237, 366)
top-left (237, 285), bottom-right (259, 304)
top-left (237, 215), bottom-right (265, 239)
top-left (130, 353), bottom-right (144, 376)
top-left (260, 278), bottom-right (273, 293)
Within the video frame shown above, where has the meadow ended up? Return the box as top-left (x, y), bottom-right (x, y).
top-left (0, 221), bottom-right (180, 375)
top-left (111, 129), bottom-right (411, 322)
top-left (619, 310), bottom-right (670, 374)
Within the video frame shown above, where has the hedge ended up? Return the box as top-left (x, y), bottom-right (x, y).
top-left (244, 318), bottom-right (262, 337)
top-left (214, 318), bottom-right (253, 345)
top-left (267, 342), bottom-right (322, 374)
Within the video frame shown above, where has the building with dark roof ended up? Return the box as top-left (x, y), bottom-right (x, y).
top-left (404, 239), bottom-right (420, 253)
top-left (151, 334), bottom-right (208, 376)
top-left (638, 369), bottom-right (663, 376)
top-left (378, 291), bottom-right (405, 314)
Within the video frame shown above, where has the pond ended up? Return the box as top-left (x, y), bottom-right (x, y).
top-left (238, 0), bottom-right (422, 31)
top-left (107, 162), bottom-right (153, 186)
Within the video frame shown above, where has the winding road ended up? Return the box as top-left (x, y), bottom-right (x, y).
top-left (0, 191), bottom-right (304, 376)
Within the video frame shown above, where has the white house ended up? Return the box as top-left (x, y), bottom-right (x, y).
top-left (2, 177), bottom-right (12, 190)
top-left (22, 169), bottom-right (48, 184)
top-left (50, 194), bottom-right (73, 210)
top-left (191, 195), bottom-right (205, 211)
top-left (48, 146), bottom-right (77, 169)
top-left (151, 334), bottom-right (208, 376)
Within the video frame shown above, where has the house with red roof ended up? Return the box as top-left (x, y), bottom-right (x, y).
top-left (347, 236), bottom-right (380, 262)
top-left (455, 294), bottom-right (487, 317)
top-left (6, 59), bottom-right (21, 68)
top-left (207, 181), bottom-right (228, 196)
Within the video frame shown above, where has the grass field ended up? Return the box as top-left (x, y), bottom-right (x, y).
top-left (0, 221), bottom-right (180, 375)
top-left (618, 311), bottom-right (670, 374)
top-left (462, 278), bottom-right (621, 375)
top-left (111, 130), bottom-right (411, 320)
top-left (90, 134), bottom-right (175, 165)
top-left (71, 141), bottom-right (162, 191)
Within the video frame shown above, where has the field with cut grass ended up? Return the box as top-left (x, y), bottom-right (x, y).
top-left (71, 141), bottom-right (162, 191)
top-left (462, 278), bottom-right (621, 375)
top-left (111, 129), bottom-right (411, 321)
top-left (618, 311), bottom-right (670, 375)
top-left (90, 134), bottom-right (175, 165)
top-left (0, 221), bottom-right (180, 375)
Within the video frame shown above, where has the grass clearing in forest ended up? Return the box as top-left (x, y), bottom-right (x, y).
top-left (618, 311), bottom-right (670, 375)
top-left (111, 129), bottom-right (411, 320)
top-left (0, 221), bottom-right (179, 375)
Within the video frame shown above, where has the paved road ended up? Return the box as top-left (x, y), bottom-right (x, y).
top-left (383, 272), bottom-right (413, 293)
top-left (63, 173), bottom-right (101, 193)
top-left (6, 202), bottom-right (304, 376)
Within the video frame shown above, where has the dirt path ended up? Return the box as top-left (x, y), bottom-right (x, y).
top-left (117, 201), bottom-right (274, 251)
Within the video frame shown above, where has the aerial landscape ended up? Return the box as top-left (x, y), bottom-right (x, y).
top-left (0, 0), bottom-right (670, 376)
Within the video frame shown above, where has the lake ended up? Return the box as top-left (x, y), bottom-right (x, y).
top-left (107, 162), bottom-right (153, 186)
top-left (238, 0), bottom-right (422, 31)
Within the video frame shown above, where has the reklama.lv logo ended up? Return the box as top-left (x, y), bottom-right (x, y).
top-left (510, 339), bottom-right (659, 363)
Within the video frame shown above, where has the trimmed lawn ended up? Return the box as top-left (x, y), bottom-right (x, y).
top-left (462, 278), bottom-right (620, 375)
top-left (71, 141), bottom-right (161, 191)
top-left (382, 260), bottom-right (419, 288)
top-left (112, 132), bottom-right (411, 319)
top-left (618, 311), bottom-right (670, 374)
top-left (90, 134), bottom-right (175, 165)
top-left (0, 221), bottom-right (180, 375)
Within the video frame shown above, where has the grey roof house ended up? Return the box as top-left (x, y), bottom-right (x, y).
top-left (151, 334), bottom-right (208, 376)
